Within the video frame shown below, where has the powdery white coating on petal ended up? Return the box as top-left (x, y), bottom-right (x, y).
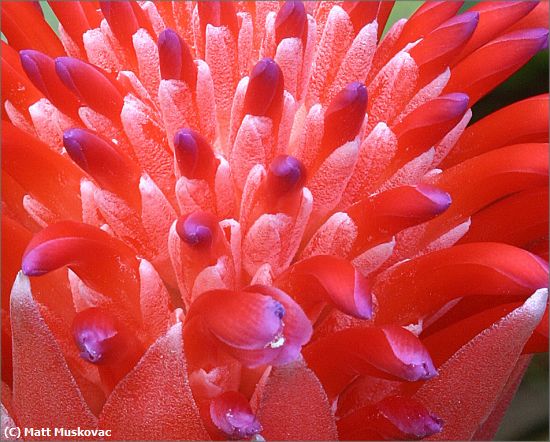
top-left (175, 176), bottom-right (215, 215)
top-left (299, 15), bottom-right (317, 100)
top-left (78, 106), bottom-right (135, 159)
top-left (398, 68), bottom-right (451, 123)
top-left (29, 98), bottom-right (78, 152)
top-left (138, 258), bottom-right (173, 343)
top-left (328, 21), bottom-right (378, 103)
top-left (230, 115), bottom-right (274, 192)
top-left (367, 51), bottom-right (419, 131)
top-left (340, 122), bottom-right (398, 208)
top-left (352, 238), bottom-right (397, 277)
top-left (214, 156), bottom-right (235, 219)
top-left (307, 6), bottom-right (354, 107)
top-left (167, 222), bottom-right (189, 308)
top-left (68, 269), bottom-right (111, 313)
top-left (141, 1), bottom-right (166, 37)
top-left (432, 109), bottom-right (472, 167)
top-left (158, 79), bottom-right (197, 150)
top-left (250, 263), bottom-right (275, 286)
top-left (118, 70), bottom-right (155, 108)
top-left (261, 12), bottom-right (277, 59)
top-left (237, 12), bottom-right (254, 77)
top-left (139, 175), bottom-right (178, 285)
top-left (121, 95), bottom-right (174, 198)
top-left (133, 28), bottom-right (161, 105)
top-left (302, 212), bottom-right (358, 259)
top-left (275, 37), bottom-right (304, 99)
top-left (277, 91), bottom-right (297, 156)
top-left (206, 25), bottom-right (238, 140)
top-left (219, 218), bottom-right (242, 286)
top-left (418, 218), bottom-right (472, 257)
top-left (308, 139), bottom-right (359, 223)
top-left (239, 164), bottom-right (265, 234)
top-left (58, 24), bottom-right (84, 59)
top-left (228, 76), bottom-right (249, 152)
top-left (291, 103), bottom-right (324, 169)
top-left (4, 100), bottom-right (36, 136)
top-left (80, 178), bottom-right (102, 227)
top-left (195, 60), bottom-right (218, 145)
top-left (83, 28), bottom-right (124, 73)
top-left (191, 256), bottom-right (234, 302)
top-left (22, 194), bottom-right (57, 227)
top-left (367, 18), bottom-right (407, 84)
top-left (380, 147), bottom-right (435, 192)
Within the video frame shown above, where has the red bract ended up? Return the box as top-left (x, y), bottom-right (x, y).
top-left (1, 1), bottom-right (548, 440)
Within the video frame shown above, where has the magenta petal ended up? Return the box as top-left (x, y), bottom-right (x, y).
top-left (98, 323), bottom-right (210, 440)
top-left (210, 391), bottom-right (261, 440)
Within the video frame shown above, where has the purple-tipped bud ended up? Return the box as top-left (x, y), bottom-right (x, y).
top-left (173, 128), bottom-right (217, 180)
top-left (176, 211), bottom-right (219, 250)
top-left (266, 155), bottom-right (307, 197)
top-left (55, 57), bottom-right (124, 122)
top-left (197, 1), bottom-right (239, 40)
top-left (19, 50), bottom-right (81, 116)
top-left (275, 1), bottom-right (308, 45)
top-left (63, 128), bottom-right (139, 197)
top-left (158, 29), bottom-right (197, 89)
top-left (322, 82), bottom-right (368, 153)
top-left (243, 58), bottom-right (284, 122)
top-left (210, 391), bottom-right (263, 440)
top-left (72, 308), bottom-right (126, 365)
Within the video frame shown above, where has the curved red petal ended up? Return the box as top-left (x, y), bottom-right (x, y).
top-left (374, 242), bottom-right (548, 325)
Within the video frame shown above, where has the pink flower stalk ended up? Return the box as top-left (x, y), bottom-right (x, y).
top-left (1, 1), bottom-right (549, 440)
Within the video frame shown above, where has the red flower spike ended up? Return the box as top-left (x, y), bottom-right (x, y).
top-left (275, 1), bottom-right (308, 45)
top-left (409, 12), bottom-right (479, 86)
top-left (443, 94), bottom-right (549, 167)
top-left (158, 29), bottom-right (198, 89)
top-left (210, 391), bottom-right (262, 440)
top-left (173, 128), bottom-right (217, 181)
top-left (63, 128), bottom-right (140, 202)
top-left (338, 395), bottom-right (443, 440)
top-left (445, 28), bottom-right (549, 104)
top-left (197, 1), bottom-right (239, 41)
top-left (48, 2), bottom-right (100, 52)
top-left (348, 184), bottom-right (452, 253)
top-left (1, 2), bottom-right (65, 57)
top-left (55, 56), bottom-right (124, 122)
top-left (278, 255), bottom-right (372, 320)
top-left (21, 221), bottom-right (139, 305)
top-left (176, 211), bottom-right (219, 251)
top-left (342, 2), bottom-right (380, 36)
top-left (393, 92), bottom-right (470, 161)
top-left (265, 155), bottom-right (307, 199)
top-left (304, 325), bottom-right (437, 399)
top-left (373, 242), bottom-right (549, 326)
top-left (19, 50), bottom-right (82, 118)
top-left (243, 58), bottom-right (285, 124)
top-left (72, 307), bottom-right (141, 367)
top-left (455, 1), bottom-right (539, 63)
top-left (320, 81), bottom-right (368, 160)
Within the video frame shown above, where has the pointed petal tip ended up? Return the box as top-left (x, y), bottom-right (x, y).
top-left (275, 1), bottom-right (308, 44)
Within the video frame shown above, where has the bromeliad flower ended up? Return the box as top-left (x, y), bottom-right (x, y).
top-left (1, 1), bottom-right (548, 440)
